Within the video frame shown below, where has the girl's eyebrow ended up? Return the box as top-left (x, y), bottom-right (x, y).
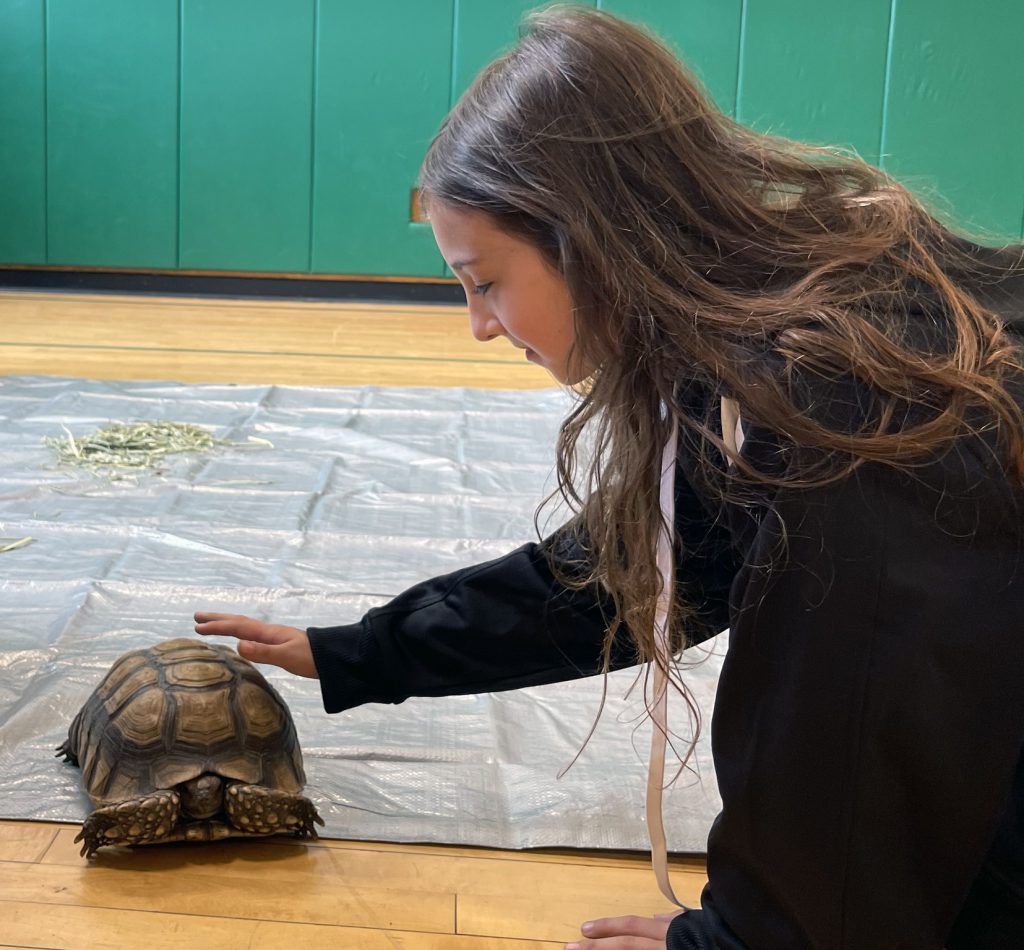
top-left (451, 258), bottom-right (481, 271)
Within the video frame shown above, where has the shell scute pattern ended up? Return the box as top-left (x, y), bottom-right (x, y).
top-left (174, 684), bottom-right (236, 747)
top-left (115, 687), bottom-right (170, 751)
top-left (164, 658), bottom-right (233, 688)
top-left (236, 679), bottom-right (286, 740)
top-left (102, 662), bottom-right (158, 719)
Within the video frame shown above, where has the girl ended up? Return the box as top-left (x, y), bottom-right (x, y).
top-left (196, 6), bottom-right (1024, 947)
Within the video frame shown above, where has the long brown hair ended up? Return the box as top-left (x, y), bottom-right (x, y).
top-left (419, 5), bottom-right (1024, 699)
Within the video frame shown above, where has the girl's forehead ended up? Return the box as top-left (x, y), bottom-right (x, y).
top-left (430, 202), bottom-right (495, 238)
top-left (430, 205), bottom-right (523, 266)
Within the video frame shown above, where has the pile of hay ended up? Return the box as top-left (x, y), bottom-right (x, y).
top-left (44, 421), bottom-right (218, 472)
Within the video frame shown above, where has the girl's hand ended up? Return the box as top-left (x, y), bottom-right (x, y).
top-left (194, 612), bottom-right (318, 679)
top-left (566, 911), bottom-right (684, 949)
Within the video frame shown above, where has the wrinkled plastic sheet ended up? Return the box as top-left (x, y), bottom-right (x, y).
top-left (0, 374), bottom-right (723, 852)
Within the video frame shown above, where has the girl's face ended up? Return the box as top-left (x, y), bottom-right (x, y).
top-left (429, 202), bottom-right (583, 384)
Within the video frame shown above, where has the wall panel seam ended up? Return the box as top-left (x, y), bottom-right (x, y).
top-left (308, 0), bottom-right (321, 274)
top-left (734, 0), bottom-right (748, 122)
top-left (176, 0), bottom-right (183, 268)
top-left (449, 0), bottom-right (460, 109)
top-left (43, 0), bottom-right (50, 262)
top-left (877, 0), bottom-right (897, 171)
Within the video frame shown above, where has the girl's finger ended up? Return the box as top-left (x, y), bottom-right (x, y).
top-left (194, 617), bottom-right (251, 638)
top-left (567, 938), bottom-right (664, 950)
top-left (235, 638), bottom-right (278, 665)
top-left (579, 914), bottom-right (672, 941)
top-left (193, 611), bottom-right (244, 624)
top-left (195, 616), bottom-right (288, 644)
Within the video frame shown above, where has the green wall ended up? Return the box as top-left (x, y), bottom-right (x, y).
top-left (1, 1), bottom-right (1021, 278)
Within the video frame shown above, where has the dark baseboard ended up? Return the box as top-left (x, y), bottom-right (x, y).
top-left (0, 268), bottom-right (466, 305)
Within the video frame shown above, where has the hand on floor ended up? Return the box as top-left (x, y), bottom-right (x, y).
top-left (565, 911), bottom-right (684, 949)
top-left (194, 612), bottom-right (317, 678)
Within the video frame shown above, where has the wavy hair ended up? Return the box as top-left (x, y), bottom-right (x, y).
top-left (419, 4), bottom-right (1024, 701)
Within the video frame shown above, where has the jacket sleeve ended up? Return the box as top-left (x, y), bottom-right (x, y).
top-left (665, 449), bottom-right (1024, 948)
top-left (307, 452), bottom-right (738, 714)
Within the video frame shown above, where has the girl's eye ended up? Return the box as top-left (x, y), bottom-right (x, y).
top-left (471, 282), bottom-right (492, 296)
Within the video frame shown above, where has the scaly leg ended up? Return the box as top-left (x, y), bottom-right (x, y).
top-left (75, 789), bottom-right (181, 857)
top-left (224, 784), bottom-right (323, 839)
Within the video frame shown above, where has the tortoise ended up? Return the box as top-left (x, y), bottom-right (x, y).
top-left (57, 638), bottom-right (323, 857)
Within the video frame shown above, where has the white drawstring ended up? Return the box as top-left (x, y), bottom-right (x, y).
top-left (645, 398), bottom-right (743, 909)
top-left (720, 396), bottom-right (746, 457)
top-left (646, 422), bottom-right (683, 907)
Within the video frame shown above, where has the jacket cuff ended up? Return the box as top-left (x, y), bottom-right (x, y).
top-left (307, 618), bottom-right (386, 713)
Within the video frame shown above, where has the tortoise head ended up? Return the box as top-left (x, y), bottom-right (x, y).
top-left (181, 773), bottom-right (224, 820)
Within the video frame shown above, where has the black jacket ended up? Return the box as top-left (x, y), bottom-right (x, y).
top-left (308, 257), bottom-right (1024, 949)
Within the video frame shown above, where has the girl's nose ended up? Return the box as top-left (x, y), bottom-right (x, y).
top-left (468, 305), bottom-right (502, 343)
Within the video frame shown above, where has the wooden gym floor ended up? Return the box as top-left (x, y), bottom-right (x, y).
top-left (0, 289), bottom-right (709, 950)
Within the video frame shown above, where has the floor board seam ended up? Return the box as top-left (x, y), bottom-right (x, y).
top-left (0, 895), bottom-right (459, 935)
top-left (0, 341), bottom-right (525, 366)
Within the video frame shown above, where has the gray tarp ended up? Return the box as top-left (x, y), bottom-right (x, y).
top-left (0, 374), bottom-right (723, 851)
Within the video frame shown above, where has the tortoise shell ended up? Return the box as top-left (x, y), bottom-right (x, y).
top-left (65, 638), bottom-right (305, 806)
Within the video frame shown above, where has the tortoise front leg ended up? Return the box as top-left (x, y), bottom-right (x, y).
top-left (224, 783), bottom-right (323, 839)
top-left (75, 789), bottom-right (181, 857)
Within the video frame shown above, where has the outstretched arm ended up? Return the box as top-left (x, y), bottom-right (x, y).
top-left (195, 443), bottom-right (737, 714)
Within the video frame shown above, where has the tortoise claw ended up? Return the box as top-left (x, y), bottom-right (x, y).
top-left (295, 799), bottom-right (325, 839)
top-left (55, 740), bottom-right (78, 766)
top-left (75, 813), bottom-right (121, 858)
